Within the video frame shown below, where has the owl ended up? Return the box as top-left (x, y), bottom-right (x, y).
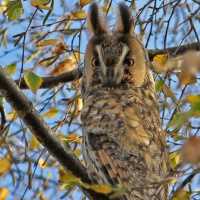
top-left (81, 3), bottom-right (170, 200)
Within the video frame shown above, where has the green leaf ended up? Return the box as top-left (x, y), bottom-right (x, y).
top-left (168, 112), bottom-right (190, 129)
top-left (4, 63), bottom-right (17, 76)
top-left (6, 1), bottom-right (24, 21)
top-left (155, 80), bottom-right (164, 92)
top-left (24, 71), bottom-right (43, 93)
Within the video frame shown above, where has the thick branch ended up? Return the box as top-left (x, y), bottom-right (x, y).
top-left (15, 68), bottom-right (82, 89)
top-left (14, 42), bottom-right (200, 90)
top-left (148, 41), bottom-right (200, 61)
top-left (0, 65), bottom-right (111, 200)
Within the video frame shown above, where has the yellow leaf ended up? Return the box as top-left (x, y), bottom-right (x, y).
top-left (0, 158), bottom-right (11, 175)
top-left (0, 187), bottom-right (9, 200)
top-left (59, 172), bottom-right (81, 183)
top-left (170, 176), bottom-right (178, 186)
top-left (80, 0), bottom-right (94, 8)
top-left (0, 1), bottom-right (7, 14)
top-left (90, 184), bottom-right (112, 194)
top-left (24, 71), bottom-right (43, 93)
top-left (50, 59), bottom-right (76, 75)
top-left (39, 39), bottom-right (59, 47)
top-left (176, 72), bottom-right (196, 85)
top-left (4, 63), bottom-right (17, 76)
top-left (74, 149), bottom-right (82, 157)
top-left (6, 111), bottom-right (18, 120)
top-left (102, 5), bottom-right (109, 12)
top-left (38, 158), bottom-right (48, 169)
top-left (72, 11), bottom-right (86, 19)
top-left (31, 0), bottom-right (52, 10)
top-left (152, 54), bottom-right (173, 74)
top-left (186, 95), bottom-right (200, 105)
top-left (50, 52), bottom-right (82, 75)
top-left (42, 108), bottom-right (59, 118)
top-left (30, 135), bottom-right (41, 150)
top-left (153, 54), bottom-right (168, 63)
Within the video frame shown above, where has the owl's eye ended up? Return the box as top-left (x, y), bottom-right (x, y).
top-left (123, 58), bottom-right (135, 66)
top-left (92, 57), bottom-right (100, 67)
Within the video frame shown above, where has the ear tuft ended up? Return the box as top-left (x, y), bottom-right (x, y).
top-left (87, 2), bottom-right (107, 34)
top-left (116, 3), bottom-right (134, 34)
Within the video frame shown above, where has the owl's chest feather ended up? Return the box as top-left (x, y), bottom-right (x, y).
top-left (81, 87), bottom-right (162, 146)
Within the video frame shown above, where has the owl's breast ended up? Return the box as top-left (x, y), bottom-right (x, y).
top-left (81, 89), bottom-right (127, 139)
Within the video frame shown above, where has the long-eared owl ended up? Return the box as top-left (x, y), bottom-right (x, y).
top-left (81, 3), bottom-right (170, 200)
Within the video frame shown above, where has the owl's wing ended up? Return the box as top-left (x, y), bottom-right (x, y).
top-left (85, 132), bottom-right (129, 187)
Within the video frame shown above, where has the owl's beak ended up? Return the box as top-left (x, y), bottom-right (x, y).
top-left (101, 67), bottom-right (122, 87)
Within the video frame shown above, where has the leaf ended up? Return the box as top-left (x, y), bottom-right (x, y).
top-left (0, 187), bottom-right (9, 200)
top-left (24, 71), bottom-right (43, 93)
top-left (38, 158), bottom-right (48, 169)
top-left (80, 0), bottom-right (94, 8)
top-left (170, 150), bottom-right (182, 168)
top-left (59, 134), bottom-right (81, 144)
top-left (43, 0), bottom-right (54, 25)
top-left (50, 59), bottom-right (76, 75)
top-left (72, 11), bottom-right (86, 19)
top-left (25, 49), bottom-right (42, 63)
top-left (153, 54), bottom-right (168, 63)
top-left (152, 54), bottom-right (172, 74)
top-left (181, 136), bottom-right (200, 164)
top-left (0, 158), bottom-right (11, 175)
top-left (74, 149), bottom-right (82, 157)
top-left (6, 111), bottom-right (18, 120)
top-left (168, 112), bottom-right (189, 129)
top-left (30, 135), bottom-right (41, 150)
top-left (50, 52), bottom-right (82, 75)
top-left (42, 108), bottom-right (59, 118)
top-left (173, 135), bottom-right (187, 141)
top-left (31, 0), bottom-right (52, 10)
top-left (38, 39), bottom-right (59, 47)
top-left (0, 1), bottom-right (7, 14)
top-left (90, 184), bottom-right (112, 194)
top-left (186, 95), bottom-right (200, 118)
top-left (53, 42), bottom-right (67, 54)
top-left (6, 1), bottom-right (24, 21)
top-left (59, 173), bottom-right (81, 184)
top-left (186, 95), bottom-right (200, 105)
top-left (58, 183), bottom-right (74, 190)
top-left (176, 72), bottom-right (196, 85)
top-left (4, 63), bottom-right (17, 76)
top-left (155, 80), bottom-right (164, 92)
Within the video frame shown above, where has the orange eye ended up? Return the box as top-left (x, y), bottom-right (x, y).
top-left (92, 57), bottom-right (100, 67)
top-left (123, 58), bottom-right (135, 66)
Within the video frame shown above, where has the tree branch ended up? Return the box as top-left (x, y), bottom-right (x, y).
top-left (15, 68), bottom-right (82, 89)
top-left (0, 65), bottom-right (111, 200)
top-left (148, 41), bottom-right (200, 61)
top-left (13, 42), bottom-right (200, 90)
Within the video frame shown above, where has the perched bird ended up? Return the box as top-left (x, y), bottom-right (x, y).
top-left (81, 3), bottom-right (170, 200)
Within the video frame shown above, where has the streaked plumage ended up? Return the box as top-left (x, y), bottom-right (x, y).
top-left (81, 3), bottom-right (170, 200)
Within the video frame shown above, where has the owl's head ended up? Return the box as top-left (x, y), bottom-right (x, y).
top-left (82, 3), bottom-right (152, 93)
